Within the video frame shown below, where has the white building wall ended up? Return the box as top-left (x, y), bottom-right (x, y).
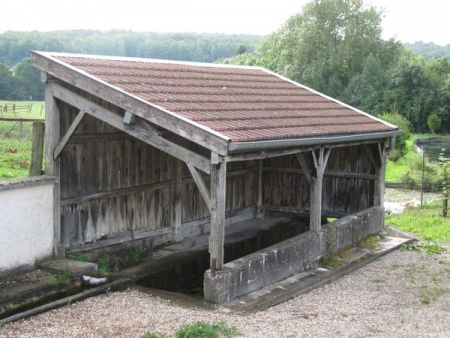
top-left (0, 177), bottom-right (56, 276)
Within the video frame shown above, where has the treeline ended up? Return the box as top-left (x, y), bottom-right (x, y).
top-left (404, 41), bottom-right (450, 60)
top-left (220, 0), bottom-right (450, 135)
top-left (0, 30), bottom-right (262, 100)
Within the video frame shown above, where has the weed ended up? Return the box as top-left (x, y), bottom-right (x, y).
top-left (57, 270), bottom-right (73, 282)
top-left (97, 257), bottom-right (110, 273)
top-left (421, 241), bottom-right (446, 254)
top-left (175, 321), bottom-right (239, 338)
top-left (45, 270), bottom-right (73, 286)
top-left (358, 235), bottom-right (380, 250)
top-left (341, 312), bottom-right (348, 317)
top-left (419, 287), bottom-right (450, 304)
top-left (1, 292), bottom-right (12, 299)
top-left (68, 252), bottom-right (90, 262)
top-left (126, 246), bottom-right (142, 263)
top-left (141, 332), bottom-right (166, 338)
top-left (400, 241), bottom-right (445, 254)
top-left (400, 243), bottom-right (421, 252)
top-left (371, 279), bottom-right (385, 283)
top-left (190, 240), bottom-right (197, 248)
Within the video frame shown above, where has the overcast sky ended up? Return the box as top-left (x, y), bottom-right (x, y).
top-left (1, 0), bottom-right (448, 46)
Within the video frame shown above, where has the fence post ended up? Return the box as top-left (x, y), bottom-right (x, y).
top-left (30, 121), bottom-right (45, 176)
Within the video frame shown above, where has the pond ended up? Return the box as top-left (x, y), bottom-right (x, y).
top-left (415, 138), bottom-right (450, 161)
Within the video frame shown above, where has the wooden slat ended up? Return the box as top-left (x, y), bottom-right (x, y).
top-left (187, 164), bottom-right (212, 212)
top-left (32, 52), bottom-right (229, 155)
top-left (54, 110), bottom-right (86, 160)
top-left (51, 83), bottom-right (211, 174)
top-left (60, 180), bottom-right (174, 206)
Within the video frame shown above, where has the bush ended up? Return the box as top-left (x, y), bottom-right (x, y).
top-left (388, 148), bottom-right (403, 162)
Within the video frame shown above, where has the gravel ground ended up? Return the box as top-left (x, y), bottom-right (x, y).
top-left (1, 246), bottom-right (449, 338)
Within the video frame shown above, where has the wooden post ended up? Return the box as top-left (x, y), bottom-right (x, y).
top-left (29, 121), bottom-right (45, 176)
top-left (310, 147), bottom-right (330, 232)
top-left (209, 154), bottom-right (227, 270)
top-left (253, 159), bottom-right (263, 218)
top-left (44, 80), bottom-right (63, 258)
top-left (374, 142), bottom-right (387, 207)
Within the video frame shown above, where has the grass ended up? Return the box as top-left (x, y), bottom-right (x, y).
top-left (386, 133), bottom-right (450, 183)
top-left (141, 321), bottom-right (239, 338)
top-left (0, 101), bottom-right (45, 119)
top-left (0, 137), bottom-right (33, 180)
top-left (386, 200), bottom-right (450, 242)
top-left (0, 101), bottom-right (45, 181)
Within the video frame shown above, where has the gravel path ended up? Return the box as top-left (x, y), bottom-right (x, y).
top-left (1, 246), bottom-right (449, 338)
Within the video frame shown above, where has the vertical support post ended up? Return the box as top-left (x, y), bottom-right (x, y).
top-left (209, 153), bottom-right (227, 271)
top-left (253, 159), bottom-right (263, 218)
top-left (374, 142), bottom-right (387, 208)
top-left (29, 121), bottom-right (45, 176)
top-left (44, 80), bottom-right (63, 258)
top-left (172, 158), bottom-right (183, 241)
top-left (310, 147), bottom-right (330, 232)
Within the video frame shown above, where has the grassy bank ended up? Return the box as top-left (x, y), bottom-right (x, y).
top-left (385, 133), bottom-right (450, 185)
top-left (386, 200), bottom-right (450, 242)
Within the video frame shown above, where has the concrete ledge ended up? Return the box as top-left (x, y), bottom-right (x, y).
top-left (204, 207), bottom-right (384, 304)
top-left (0, 176), bottom-right (57, 192)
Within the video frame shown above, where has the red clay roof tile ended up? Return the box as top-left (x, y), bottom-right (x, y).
top-left (52, 55), bottom-right (397, 143)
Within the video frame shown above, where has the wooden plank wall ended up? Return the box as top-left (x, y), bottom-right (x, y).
top-left (262, 146), bottom-right (375, 215)
top-left (58, 96), bottom-right (255, 248)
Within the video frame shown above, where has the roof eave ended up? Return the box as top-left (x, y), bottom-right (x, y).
top-left (227, 130), bottom-right (400, 153)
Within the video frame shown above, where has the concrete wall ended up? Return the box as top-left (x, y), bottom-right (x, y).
top-left (0, 177), bottom-right (57, 277)
top-left (204, 206), bottom-right (384, 304)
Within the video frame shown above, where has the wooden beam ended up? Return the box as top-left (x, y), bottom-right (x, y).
top-left (53, 110), bottom-right (86, 160)
top-left (60, 179), bottom-right (174, 206)
top-left (262, 167), bottom-right (375, 180)
top-left (51, 83), bottom-right (211, 174)
top-left (295, 152), bottom-right (312, 184)
top-left (363, 144), bottom-right (378, 168)
top-left (29, 121), bottom-right (45, 176)
top-left (374, 141), bottom-right (387, 207)
top-left (32, 52), bottom-right (229, 155)
top-left (187, 164), bottom-right (212, 212)
top-left (310, 147), bottom-right (331, 231)
top-left (44, 80), bottom-right (63, 256)
top-left (225, 139), bottom-right (386, 163)
top-left (209, 160), bottom-right (227, 270)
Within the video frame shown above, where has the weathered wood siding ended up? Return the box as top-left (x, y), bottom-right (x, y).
top-left (262, 145), bottom-right (375, 216)
top-left (58, 97), bottom-right (256, 248)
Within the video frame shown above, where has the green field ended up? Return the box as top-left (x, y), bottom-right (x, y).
top-left (0, 101), bottom-right (45, 119)
top-left (0, 101), bottom-right (44, 180)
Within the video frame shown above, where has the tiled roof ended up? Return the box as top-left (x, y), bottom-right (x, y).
top-left (52, 55), bottom-right (397, 143)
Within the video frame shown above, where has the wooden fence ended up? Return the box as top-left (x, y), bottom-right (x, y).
top-left (1, 103), bottom-right (45, 116)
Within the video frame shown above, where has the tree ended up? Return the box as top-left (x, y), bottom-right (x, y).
top-left (427, 113), bottom-right (441, 135)
top-left (0, 62), bottom-right (16, 99)
top-left (13, 57), bottom-right (44, 100)
top-left (378, 112), bottom-right (411, 161)
top-left (255, 0), bottom-right (400, 99)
